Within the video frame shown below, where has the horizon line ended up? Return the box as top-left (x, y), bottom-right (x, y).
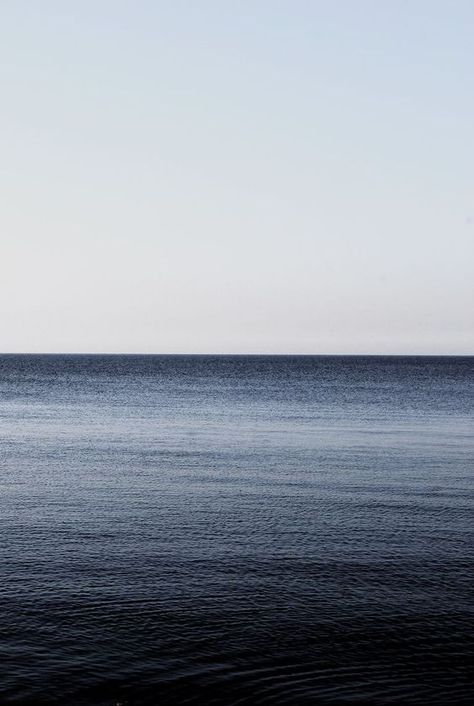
top-left (1, 352), bottom-right (473, 358)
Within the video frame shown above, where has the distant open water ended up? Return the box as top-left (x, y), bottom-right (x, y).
top-left (0, 355), bottom-right (473, 705)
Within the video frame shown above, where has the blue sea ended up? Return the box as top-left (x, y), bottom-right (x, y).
top-left (0, 355), bottom-right (473, 705)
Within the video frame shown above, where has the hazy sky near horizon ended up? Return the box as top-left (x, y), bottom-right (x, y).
top-left (1, 1), bottom-right (473, 354)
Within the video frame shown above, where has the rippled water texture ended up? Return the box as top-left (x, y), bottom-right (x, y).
top-left (0, 355), bottom-right (473, 704)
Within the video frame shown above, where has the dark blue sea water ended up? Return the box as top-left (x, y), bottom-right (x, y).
top-left (0, 355), bottom-right (473, 705)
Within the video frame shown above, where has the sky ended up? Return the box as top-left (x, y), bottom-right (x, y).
top-left (1, 1), bottom-right (473, 354)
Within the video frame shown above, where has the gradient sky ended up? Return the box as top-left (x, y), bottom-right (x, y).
top-left (1, 1), bottom-right (473, 354)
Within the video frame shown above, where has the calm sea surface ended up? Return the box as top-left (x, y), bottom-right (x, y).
top-left (0, 355), bottom-right (473, 705)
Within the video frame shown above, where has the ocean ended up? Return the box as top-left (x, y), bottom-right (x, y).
top-left (0, 354), bottom-right (473, 705)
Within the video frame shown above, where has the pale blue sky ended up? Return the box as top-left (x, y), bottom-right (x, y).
top-left (1, 1), bottom-right (473, 353)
